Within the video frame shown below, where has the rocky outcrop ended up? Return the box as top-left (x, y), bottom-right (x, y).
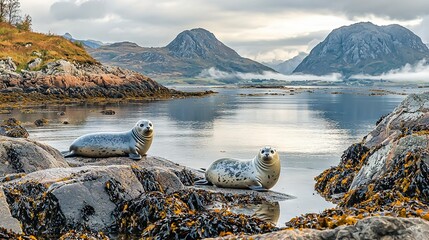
top-left (0, 59), bottom-right (171, 101)
top-left (295, 92), bottom-right (429, 230)
top-left (219, 217), bottom-right (429, 240)
top-left (294, 22), bottom-right (429, 78)
top-left (0, 136), bottom-right (291, 239)
top-left (0, 118), bottom-right (29, 138)
top-left (0, 136), bottom-right (69, 177)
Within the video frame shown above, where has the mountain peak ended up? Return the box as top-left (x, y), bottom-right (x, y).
top-left (166, 28), bottom-right (240, 59)
top-left (294, 22), bottom-right (429, 77)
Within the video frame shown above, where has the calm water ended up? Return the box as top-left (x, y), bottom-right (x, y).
top-left (2, 86), bottom-right (420, 225)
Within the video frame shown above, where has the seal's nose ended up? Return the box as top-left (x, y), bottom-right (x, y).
top-left (146, 127), bottom-right (151, 130)
top-left (265, 153), bottom-right (269, 157)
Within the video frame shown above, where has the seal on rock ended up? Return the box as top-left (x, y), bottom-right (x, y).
top-left (195, 146), bottom-right (281, 191)
top-left (63, 119), bottom-right (154, 160)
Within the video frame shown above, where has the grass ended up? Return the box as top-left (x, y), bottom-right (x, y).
top-left (0, 23), bottom-right (97, 71)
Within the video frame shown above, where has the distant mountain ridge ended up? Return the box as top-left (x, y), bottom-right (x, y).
top-left (294, 22), bottom-right (429, 78)
top-left (88, 28), bottom-right (274, 79)
top-left (264, 52), bottom-right (308, 74)
top-left (63, 33), bottom-right (106, 49)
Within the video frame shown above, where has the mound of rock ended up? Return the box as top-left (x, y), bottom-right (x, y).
top-left (0, 58), bottom-right (210, 106)
top-left (0, 118), bottom-right (29, 138)
top-left (0, 136), bottom-right (291, 239)
top-left (0, 136), bottom-right (69, 177)
top-left (292, 92), bottom-right (429, 229)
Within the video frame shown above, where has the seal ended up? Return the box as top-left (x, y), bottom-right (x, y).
top-left (195, 146), bottom-right (281, 191)
top-left (63, 119), bottom-right (154, 160)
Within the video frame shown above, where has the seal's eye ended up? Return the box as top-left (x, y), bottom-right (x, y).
top-left (271, 150), bottom-right (274, 154)
top-left (140, 124), bottom-right (144, 127)
top-left (149, 123), bottom-right (152, 127)
top-left (261, 150), bottom-right (265, 154)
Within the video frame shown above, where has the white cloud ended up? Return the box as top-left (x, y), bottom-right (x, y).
top-left (350, 59), bottom-right (429, 82)
top-left (199, 68), bottom-right (343, 82)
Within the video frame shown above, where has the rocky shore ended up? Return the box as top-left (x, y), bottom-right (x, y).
top-left (0, 57), bottom-right (213, 108)
top-left (1, 92), bottom-right (429, 239)
top-left (0, 127), bottom-right (291, 239)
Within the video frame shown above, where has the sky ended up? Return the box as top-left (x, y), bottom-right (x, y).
top-left (19, 0), bottom-right (429, 63)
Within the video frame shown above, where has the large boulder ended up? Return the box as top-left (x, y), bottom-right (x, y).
top-left (309, 92), bottom-right (429, 230)
top-left (0, 136), bottom-right (69, 176)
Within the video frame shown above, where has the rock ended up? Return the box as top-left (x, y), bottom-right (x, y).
top-left (27, 58), bottom-right (42, 70)
top-left (0, 118), bottom-right (29, 138)
top-left (227, 217), bottom-right (429, 240)
top-left (0, 187), bottom-right (22, 234)
top-left (34, 118), bottom-right (48, 127)
top-left (0, 136), bottom-right (69, 176)
top-left (65, 156), bottom-right (294, 202)
top-left (0, 57), bottom-right (17, 72)
top-left (310, 92), bottom-right (429, 230)
top-left (100, 109), bottom-right (115, 115)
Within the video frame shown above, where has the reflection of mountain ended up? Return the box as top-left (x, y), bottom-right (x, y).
top-left (307, 92), bottom-right (405, 135)
top-left (165, 92), bottom-right (238, 126)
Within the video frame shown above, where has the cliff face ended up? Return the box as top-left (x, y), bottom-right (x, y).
top-left (294, 22), bottom-right (429, 78)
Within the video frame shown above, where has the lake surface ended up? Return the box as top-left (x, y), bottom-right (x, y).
top-left (3, 86), bottom-right (422, 225)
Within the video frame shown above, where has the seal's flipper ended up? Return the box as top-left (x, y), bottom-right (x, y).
top-left (62, 151), bottom-right (76, 158)
top-left (194, 179), bottom-right (212, 185)
top-left (128, 153), bottom-right (142, 160)
top-left (249, 185), bottom-right (269, 192)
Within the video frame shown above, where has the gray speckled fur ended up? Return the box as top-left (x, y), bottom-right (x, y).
top-left (67, 120), bottom-right (153, 160)
top-left (205, 147), bottom-right (280, 190)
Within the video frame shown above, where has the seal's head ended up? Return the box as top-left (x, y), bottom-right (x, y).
top-left (134, 119), bottom-right (154, 136)
top-left (258, 146), bottom-right (279, 163)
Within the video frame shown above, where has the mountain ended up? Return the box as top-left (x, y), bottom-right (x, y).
top-left (63, 33), bottom-right (105, 49)
top-left (294, 22), bottom-right (429, 78)
top-left (264, 52), bottom-right (307, 74)
top-left (88, 28), bottom-right (274, 79)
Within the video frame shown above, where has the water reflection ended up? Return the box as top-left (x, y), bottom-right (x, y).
top-left (222, 202), bottom-right (280, 225)
top-left (2, 86), bottom-right (415, 226)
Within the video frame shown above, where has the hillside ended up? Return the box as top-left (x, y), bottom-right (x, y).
top-left (88, 28), bottom-right (274, 79)
top-left (294, 22), bottom-right (429, 78)
top-left (0, 23), bottom-right (97, 70)
top-left (0, 24), bottom-right (208, 107)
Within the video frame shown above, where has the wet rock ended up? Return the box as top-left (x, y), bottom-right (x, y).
top-left (233, 217), bottom-right (429, 240)
top-left (312, 92), bottom-right (429, 229)
top-left (0, 118), bottom-right (29, 138)
top-left (100, 109), bottom-right (115, 115)
top-left (0, 187), bottom-right (22, 234)
top-left (2, 165), bottom-right (145, 236)
top-left (34, 118), bottom-right (48, 127)
top-left (0, 136), bottom-right (69, 176)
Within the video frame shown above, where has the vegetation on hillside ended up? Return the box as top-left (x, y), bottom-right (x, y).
top-left (0, 0), bottom-right (97, 71)
top-left (0, 22), bottom-right (98, 71)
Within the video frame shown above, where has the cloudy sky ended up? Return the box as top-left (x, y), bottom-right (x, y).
top-left (20, 0), bottom-right (429, 62)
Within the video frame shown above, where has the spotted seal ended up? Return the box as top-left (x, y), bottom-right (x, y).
top-left (195, 146), bottom-right (281, 191)
top-left (63, 119), bottom-right (154, 160)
